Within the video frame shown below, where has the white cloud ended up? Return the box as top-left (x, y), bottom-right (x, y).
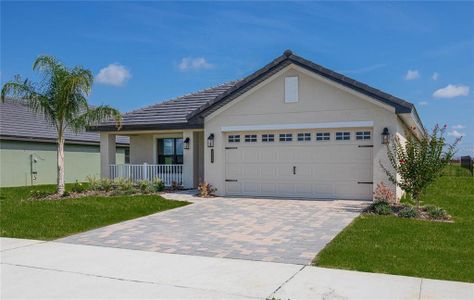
top-left (178, 57), bottom-right (213, 71)
top-left (431, 72), bottom-right (439, 81)
top-left (452, 124), bottom-right (466, 129)
top-left (448, 130), bottom-right (465, 138)
top-left (405, 69), bottom-right (420, 80)
top-left (96, 64), bottom-right (131, 86)
top-left (419, 101), bottom-right (428, 106)
top-left (433, 84), bottom-right (470, 98)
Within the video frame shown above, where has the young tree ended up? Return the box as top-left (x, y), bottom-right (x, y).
top-left (1, 55), bottom-right (122, 195)
top-left (381, 125), bottom-right (460, 210)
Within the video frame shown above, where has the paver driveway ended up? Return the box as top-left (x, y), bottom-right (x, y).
top-left (59, 195), bottom-right (368, 265)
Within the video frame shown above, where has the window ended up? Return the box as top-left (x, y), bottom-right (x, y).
top-left (279, 133), bottom-right (293, 142)
top-left (356, 131), bottom-right (371, 140)
top-left (262, 134), bottom-right (274, 142)
top-left (297, 133), bottom-right (311, 141)
top-left (284, 76), bottom-right (298, 103)
top-left (316, 132), bottom-right (330, 141)
top-left (124, 148), bottom-right (130, 164)
top-left (157, 138), bottom-right (183, 164)
top-left (244, 134), bottom-right (257, 142)
top-left (228, 135), bottom-right (240, 143)
top-left (335, 132), bottom-right (351, 141)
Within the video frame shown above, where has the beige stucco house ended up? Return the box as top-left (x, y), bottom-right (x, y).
top-left (91, 50), bottom-right (423, 201)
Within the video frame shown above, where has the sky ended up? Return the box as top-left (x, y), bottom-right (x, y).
top-left (1, 1), bottom-right (473, 156)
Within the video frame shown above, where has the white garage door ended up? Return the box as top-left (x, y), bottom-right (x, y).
top-left (224, 130), bottom-right (373, 200)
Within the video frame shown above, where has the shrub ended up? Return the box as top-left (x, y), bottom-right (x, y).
top-left (399, 206), bottom-right (418, 218)
top-left (381, 125), bottom-right (460, 210)
top-left (114, 177), bottom-right (134, 194)
top-left (373, 182), bottom-right (396, 203)
top-left (371, 201), bottom-right (392, 215)
top-left (198, 182), bottom-right (217, 197)
top-left (152, 177), bottom-right (165, 192)
top-left (30, 190), bottom-right (51, 199)
top-left (86, 175), bottom-right (100, 191)
top-left (71, 181), bottom-right (86, 193)
top-left (424, 205), bottom-right (448, 220)
top-left (97, 178), bottom-right (113, 192)
top-left (137, 180), bottom-right (154, 194)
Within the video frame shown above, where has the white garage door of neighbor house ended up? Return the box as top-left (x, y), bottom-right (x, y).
top-left (224, 130), bottom-right (373, 200)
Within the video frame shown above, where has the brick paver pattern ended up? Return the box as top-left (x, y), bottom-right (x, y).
top-left (58, 197), bottom-right (367, 265)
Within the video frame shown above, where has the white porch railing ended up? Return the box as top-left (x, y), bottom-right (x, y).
top-left (109, 164), bottom-right (183, 186)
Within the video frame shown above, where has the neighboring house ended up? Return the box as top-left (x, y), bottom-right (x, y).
top-left (0, 99), bottom-right (129, 187)
top-left (91, 50), bottom-right (423, 200)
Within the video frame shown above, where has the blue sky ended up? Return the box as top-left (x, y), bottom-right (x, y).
top-left (1, 1), bottom-right (473, 155)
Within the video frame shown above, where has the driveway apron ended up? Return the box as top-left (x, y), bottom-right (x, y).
top-left (58, 197), bottom-right (367, 265)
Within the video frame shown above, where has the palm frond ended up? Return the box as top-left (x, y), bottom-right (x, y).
top-left (1, 75), bottom-right (56, 126)
top-left (69, 105), bottom-right (122, 133)
top-left (33, 55), bottom-right (61, 73)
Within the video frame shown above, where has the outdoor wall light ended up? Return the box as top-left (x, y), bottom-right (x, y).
top-left (381, 127), bottom-right (390, 145)
top-left (207, 133), bottom-right (215, 148)
top-left (183, 137), bottom-right (190, 150)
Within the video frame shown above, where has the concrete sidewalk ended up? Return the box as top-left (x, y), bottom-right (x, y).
top-left (1, 238), bottom-right (473, 299)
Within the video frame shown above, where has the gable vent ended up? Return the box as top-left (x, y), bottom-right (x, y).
top-left (285, 76), bottom-right (299, 103)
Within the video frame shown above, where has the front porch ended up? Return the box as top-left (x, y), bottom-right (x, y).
top-left (109, 164), bottom-right (183, 187)
top-left (100, 130), bottom-right (205, 189)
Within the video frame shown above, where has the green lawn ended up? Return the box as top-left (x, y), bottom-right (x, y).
top-left (0, 184), bottom-right (189, 240)
top-left (441, 164), bottom-right (473, 177)
top-left (313, 176), bottom-right (474, 283)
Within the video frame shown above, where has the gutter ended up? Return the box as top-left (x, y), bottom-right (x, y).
top-left (0, 135), bottom-right (129, 147)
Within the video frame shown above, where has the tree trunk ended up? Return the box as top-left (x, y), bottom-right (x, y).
top-left (57, 134), bottom-right (65, 195)
top-left (413, 191), bottom-right (420, 211)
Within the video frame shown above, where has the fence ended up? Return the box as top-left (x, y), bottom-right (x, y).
top-left (109, 164), bottom-right (183, 186)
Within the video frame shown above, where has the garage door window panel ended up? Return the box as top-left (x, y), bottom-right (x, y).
top-left (279, 133), bottom-right (293, 142)
top-left (356, 131), bottom-right (371, 140)
top-left (228, 135), bottom-right (240, 143)
top-left (262, 134), bottom-right (275, 142)
top-left (316, 132), bottom-right (330, 141)
top-left (297, 133), bottom-right (311, 141)
top-left (336, 132), bottom-right (351, 141)
top-left (244, 134), bottom-right (257, 142)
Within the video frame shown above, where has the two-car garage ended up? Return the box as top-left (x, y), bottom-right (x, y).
top-left (224, 127), bottom-right (374, 200)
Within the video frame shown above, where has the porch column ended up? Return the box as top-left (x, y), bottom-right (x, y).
top-left (100, 132), bottom-right (116, 178)
top-left (182, 130), bottom-right (196, 189)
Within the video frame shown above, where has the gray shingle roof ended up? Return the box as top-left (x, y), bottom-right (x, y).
top-left (91, 50), bottom-right (422, 132)
top-left (90, 81), bottom-right (241, 131)
top-left (0, 99), bottom-right (129, 145)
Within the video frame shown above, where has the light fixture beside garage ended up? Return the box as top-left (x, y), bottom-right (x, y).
top-left (382, 127), bottom-right (390, 144)
top-left (183, 137), bottom-right (190, 150)
top-left (207, 133), bottom-right (215, 148)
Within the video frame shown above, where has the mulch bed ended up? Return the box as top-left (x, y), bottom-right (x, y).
top-left (29, 189), bottom-right (185, 201)
top-left (364, 203), bottom-right (453, 223)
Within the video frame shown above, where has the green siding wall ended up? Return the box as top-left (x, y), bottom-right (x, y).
top-left (0, 140), bottom-right (126, 187)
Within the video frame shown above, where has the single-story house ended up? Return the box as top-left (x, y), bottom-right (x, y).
top-left (0, 99), bottom-right (129, 187)
top-left (91, 50), bottom-right (424, 200)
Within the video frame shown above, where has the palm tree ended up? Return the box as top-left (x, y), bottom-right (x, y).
top-left (1, 55), bottom-right (122, 195)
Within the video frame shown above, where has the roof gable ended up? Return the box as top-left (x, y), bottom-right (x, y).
top-left (188, 50), bottom-right (415, 121)
top-left (90, 50), bottom-right (422, 132)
